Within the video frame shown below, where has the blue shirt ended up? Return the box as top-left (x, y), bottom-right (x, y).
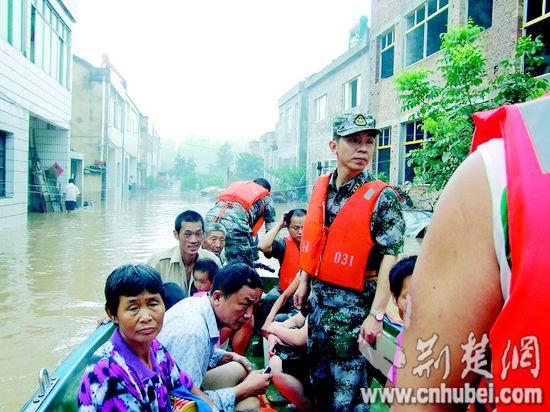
top-left (157, 295), bottom-right (235, 411)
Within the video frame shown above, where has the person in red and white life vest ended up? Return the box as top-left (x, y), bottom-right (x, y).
top-left (293, 112), bottom-right (405, 411)
top-left (254, 209), bottom-right (307, 341)
top-left (393, 94), bottom-right (550, 412)
top-left (205, 178), bottom-right (277, 267)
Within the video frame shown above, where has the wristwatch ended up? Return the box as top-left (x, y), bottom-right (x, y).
top-left (369, 309), bottom-right (384, 322)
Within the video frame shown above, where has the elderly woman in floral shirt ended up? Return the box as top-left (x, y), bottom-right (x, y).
top-left (78, 264), bottom-right (215, 411)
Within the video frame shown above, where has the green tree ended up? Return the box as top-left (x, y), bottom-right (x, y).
top-left (198, 173), bottom-right (224, 188)
top-left (395, 21), bottom-right (548, 191)
top-left (234, 152), bottom-right (264, 180)
top-left (268, 166), bottom-right (307, 201)
top-left (173, 154), bottom-right (198, 191)
top-left (492, 35), bottom-right (548, 106)
top-left (395, 22), bottom-right (490, 191)
top-left (172, 153), bottom-right (197, 178)
top-left (217, 142), bottom-right (234, 174)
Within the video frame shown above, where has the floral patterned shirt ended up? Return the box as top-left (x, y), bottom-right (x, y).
top-left (78, 328), bottom-right (193, 411)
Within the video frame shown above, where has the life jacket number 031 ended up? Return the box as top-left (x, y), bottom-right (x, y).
top-left (333, 251), bottom-right (355, 267)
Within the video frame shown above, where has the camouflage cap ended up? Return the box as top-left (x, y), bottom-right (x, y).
top-left (333, 112), bottom-right (380, 139)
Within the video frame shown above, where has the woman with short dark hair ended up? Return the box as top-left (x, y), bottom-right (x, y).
top-left (78, 264), bottom-right (214, 411)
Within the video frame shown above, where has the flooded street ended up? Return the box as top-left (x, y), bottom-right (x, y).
top-left (0, 190), bottom-right (420, 411)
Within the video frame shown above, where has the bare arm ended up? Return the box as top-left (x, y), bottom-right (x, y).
top-left (261, 277), bottom-right (300, 336)
top-left (358, 253), bottom-right (397, 345)
top-left (258, 219), bottom-right (285, 253)
top-left (280, 312), bottom-right (305, 329)
top-left (218, 351), bottom-right (252, 372)
top-left (392, 152), bottom-right (503, 411)
top-left (264, 222), bottom-right (276, 232)
top-left (293, 272), bottom-right (311, 310)
top-left (190, 385), bottom-right (217, 411)
top-left (267, 316), bottom-right (307, 347)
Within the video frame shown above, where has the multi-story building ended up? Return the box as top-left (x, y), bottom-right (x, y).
top-left (304, 34), bottom-right (370, 188)
top-left (259, 131), bottom-right (276, 176)
top-left (138, 115), bottom-right (160, 190)
top-left (0, 0), bottom-right (76, 228)
top-left (269, 18), bottom-right (371, 193)
top-left (71, 54), bottom-right (140, 203)
top-left (264, 2), bottom-right (548, 197)
top-left (273, 81), bottom-right (308, 173)
top-left (368, 0), bottom-right (550, 185)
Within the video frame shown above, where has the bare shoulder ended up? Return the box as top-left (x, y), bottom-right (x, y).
top-left (395, 152), bottom-right (503, 401)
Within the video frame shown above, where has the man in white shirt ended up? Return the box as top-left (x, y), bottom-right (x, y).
top-left (147, 210), bottom-right (221, 296)
top-left (63, 178), bottom-right (80, 212)
top-left (158, 263), bottom-right (271, 411)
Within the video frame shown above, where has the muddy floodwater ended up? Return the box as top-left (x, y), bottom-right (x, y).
top-left (0, 189), bottom-right (420, 411)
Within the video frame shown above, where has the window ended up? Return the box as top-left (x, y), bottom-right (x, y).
top-left (343, 76), bottom-right (361, 110)
top-left (30, 0), bottom-right (71, 88)
top-left (468, 0), bottom-right (493, 29)
top-left (524, 0), bottom-right (550, 76)
top-left (0, 0), bottom-right (7, 41)
top-left (286, 107), bottom-right (293, 133)
top-left (0, 132), bottom-right (6, 197)
top-left (1, 0), bottom-right (25, 51)
top-left (405, 0), bottom-right (449, 67)
top-left (314, 94), bottom-right (327, 121)
top-left (403, 121), bottom-right (429, 183)
top-left (378, 28), bottom-right (395, 79)
top-left (376, 127), bottom-right (391, 180)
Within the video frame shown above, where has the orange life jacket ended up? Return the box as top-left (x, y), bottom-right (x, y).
top-left (217, 181), bottom-right (270, 237)
top-left (300, 174), bottom-right (388, 291)
top-left (471, 94), bottom-right (550, 410)
top-left (279, 235), bottom-right (300, 292)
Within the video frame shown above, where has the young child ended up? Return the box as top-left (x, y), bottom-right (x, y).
top-left (266, 311), bottom-right (313, 412)
top-left (190, 258), bottom-right (219, 297)
top-left (387, 255), bottom-right (417, 387)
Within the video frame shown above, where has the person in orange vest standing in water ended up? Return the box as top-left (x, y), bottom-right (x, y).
top-left (294, 112), bottom-right (405, 411)
top-left (205, 178), bottom-right (277, 267)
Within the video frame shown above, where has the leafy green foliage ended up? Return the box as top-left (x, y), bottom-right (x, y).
top-left (371, 171), bottom-right (389, 183)
top-left (395, 21), bottom-right (490, 190)
top-left (268, 166), bottom-right (307, 201)
top-left (199, 173), bottom-right (224, 188)
top-left (234, 152), bottom-right (264, 180)
top-left (216, 142), bottom-right (234, 174)
top-left (172, 153), bottom-right (196, 178)
top-left (173, 154), bottom-right (198, 191)
top-left (395, 21), bottom-right (548, 191)
top-left (492, 35), bottom-right (549, 105)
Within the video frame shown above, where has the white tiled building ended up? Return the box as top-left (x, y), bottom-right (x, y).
top-left (0, 0), bottom-right (75, 228)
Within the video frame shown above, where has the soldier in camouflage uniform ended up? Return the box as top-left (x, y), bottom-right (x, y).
top-left (205, 178), bottom-right (277, 267)
top-left (294, 112), bottom-right (405, 411)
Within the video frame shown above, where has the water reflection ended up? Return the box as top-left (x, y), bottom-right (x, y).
top-left (0, 190), bottom-right (420, 410)
top-left (0, 190), bottom-right (306, 410)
